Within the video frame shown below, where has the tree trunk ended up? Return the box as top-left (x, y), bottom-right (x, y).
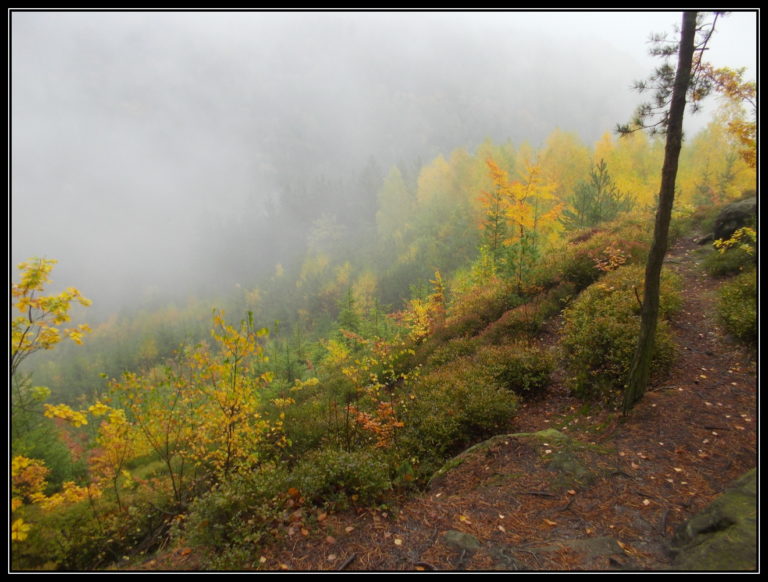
top-left (622, 11), bottom-right (698, 415)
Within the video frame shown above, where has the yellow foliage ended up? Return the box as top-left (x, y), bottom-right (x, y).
top-left (11, 258), bottom-right (92, 377)
top-left (12, 518), bottom-right (31, 542)
top-left (12, 455), bottom-right (49, 504)
top-left (43, 403), bottom-right (88, 427)
top-left (714, 227), bottom-right (756, 256)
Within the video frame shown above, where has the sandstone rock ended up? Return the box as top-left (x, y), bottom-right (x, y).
top-left (712, 197), bottom-right (756, 242)
top-left (669, 468), bottom-right (756, 571)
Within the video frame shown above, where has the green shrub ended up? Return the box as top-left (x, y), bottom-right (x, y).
top-left (535, 220), bottom-right (651, 295)
top-left (561, 265), bottom-right (681, 404)
top-left (177, 464), bottom-right (294, 570)
top-left (717, 269), bottom-right (757, 345)
top-left (270, 391), bottom-right (329, 459)
top-left (399, 357), bottom-right (519, 475)
top-left (703, 246), bottom-right (756, 278)
top-left (426, 337), bottom-right (479, 368)
top-left (12, 489), bottom-right (169, 571)
top-left (478, 302), bottom-right (543, 343)
top-left (288, 447), bottom-right (391, 509)
top-left (474, 343), bottom-right (554, 398)
top-left (441, 278), bottom-right (522, 339)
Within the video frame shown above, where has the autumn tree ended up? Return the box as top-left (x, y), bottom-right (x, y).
top-left (10, 258), bottom-right (94, 544)
top-left (11, 258), bottom-right (92, 378)
top-left (478, 159), bottom-right (511, 271)
top-left (698, 63), bottom-right (756, 168)
top-left (484, 157), bottom-right (563, 291)
top-left (11, 259), bottom-right (93, 481)
top-left (620, 11), bottom-right (716, 414)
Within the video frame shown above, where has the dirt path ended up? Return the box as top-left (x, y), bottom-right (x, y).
top-left (145, 235), bottom-right (756, 572)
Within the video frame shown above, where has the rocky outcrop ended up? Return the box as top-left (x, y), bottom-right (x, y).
top-left (701, 196), bottom-right (757, 245)
top-left (669, 468), bottom-right (757, 571)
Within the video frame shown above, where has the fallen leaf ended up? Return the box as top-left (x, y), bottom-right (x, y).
top-left (543, 519), bottom-right (557, 526)
top-left (673, 467), bottom-right (683, 472)
top-left (325, 536), bottom-right (336, 545)
top-left (498, 525), bottom-right (506, 532)
top-left (394, 538), bottom-right (403, 546)
top-left (458, 514), bottom-right (472, 524)
top-left (642, 499), bottom-right (651, 506)
top-left (327, 554), bottom-right (337, 562)
top-left (567, 489), bottom-right (577, 495)
top-left (345, 526), bottom-right (355, 533)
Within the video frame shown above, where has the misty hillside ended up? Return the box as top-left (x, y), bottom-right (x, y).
top-left (10, 10), bottom-right (757, 572)
top-left (14, 11), bottom-right (757, 313)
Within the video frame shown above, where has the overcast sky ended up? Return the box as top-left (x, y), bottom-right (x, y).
top-left (9, 10), bottom-right (758, 315)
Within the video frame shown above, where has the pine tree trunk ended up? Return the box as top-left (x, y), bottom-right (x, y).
top-left (622, 11), bottom-right (698, 415)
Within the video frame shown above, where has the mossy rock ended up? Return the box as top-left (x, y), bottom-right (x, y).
top-left (669, 468), bottom-right (756, 571)
top-left (428, 429), bottom-right (601, 491)
top-left (428, 434), bottom-right (513, 489)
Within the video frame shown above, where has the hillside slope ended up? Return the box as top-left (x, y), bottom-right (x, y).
top-left (139, 234), bottom-right (757, 572)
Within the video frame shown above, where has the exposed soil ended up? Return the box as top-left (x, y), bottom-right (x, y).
top-left (140, 234), bottom-right (757, 572)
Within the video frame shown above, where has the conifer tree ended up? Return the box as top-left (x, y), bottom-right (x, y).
top-left (620, 11), bottom-right (717, 414)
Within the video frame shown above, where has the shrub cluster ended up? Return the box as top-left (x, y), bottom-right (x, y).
top-left (425, 336), bottom-right (479, 369)
top-left (561, 264), bottom-right (681, 404)
top-left (400, 341), bottom-right (555, 475)
top-left (288, 447), bottom-right (392, 508)
top-left (12, 487), bottom-right (170, 571)
top-left (717, 268), bottom-right (757, 345)
top-left (440, 277), bottom-right (522, 339)
top-left (473, 343), bottom-right (554, 398)
top-left (183, 464), bottom-right (290, 552)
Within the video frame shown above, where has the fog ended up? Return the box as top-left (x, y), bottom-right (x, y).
top-left (10, 10), bottom-right (757, 318)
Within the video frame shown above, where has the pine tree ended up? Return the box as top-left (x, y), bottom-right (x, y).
top-left (620, 11), bottom-right (714, 414)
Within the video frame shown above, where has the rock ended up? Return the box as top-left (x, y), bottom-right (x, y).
top-left (487, 545), bottom-right (528, 571)
top-left (561, 536), bottom-right (623, 558)
top-left (669, 468), bottom-right (756, 571)
top-left (545, 449), bottom-right (596, 489)
top-left (428, 428), bottom-right (606, 492)
top-left (443, 530), bottom-right (481, 553)
top-left (712, 197), bottom-right (756, 242)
